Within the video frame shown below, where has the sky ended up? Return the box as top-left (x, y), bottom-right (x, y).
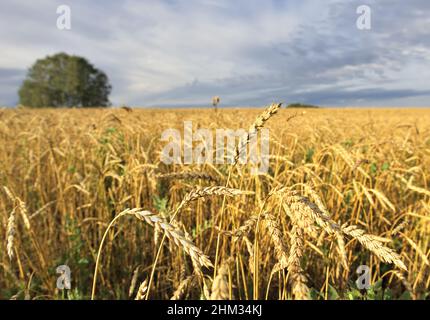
top-left (0, 0), bottom-right (429, 107)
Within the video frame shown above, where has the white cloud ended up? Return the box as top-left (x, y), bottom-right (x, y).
top-left (0, 0), bottom-right (429, 106)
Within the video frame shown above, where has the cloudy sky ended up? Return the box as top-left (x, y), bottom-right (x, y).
top-left (0, 0), bottom-right (429, 107)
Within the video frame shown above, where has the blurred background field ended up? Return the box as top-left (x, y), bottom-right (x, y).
top-left (0, 107), bottom-right (429, 300)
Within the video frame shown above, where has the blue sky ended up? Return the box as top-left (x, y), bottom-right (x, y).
top-left (0, 0), bottom-right (429, 107)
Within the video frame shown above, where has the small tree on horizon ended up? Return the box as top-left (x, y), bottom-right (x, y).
top-left (18, 53), bottom-right (112, 108)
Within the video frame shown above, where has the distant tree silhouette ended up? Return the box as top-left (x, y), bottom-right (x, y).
top-left (19, 53), bottom-right (112, 107)
top-left (286, 103), bottom-right (319, 109)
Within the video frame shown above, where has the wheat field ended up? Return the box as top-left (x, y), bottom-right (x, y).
top-left (0, 106), bottom-right (429, 300)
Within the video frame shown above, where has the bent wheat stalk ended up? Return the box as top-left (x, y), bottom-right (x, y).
top-left (234, 103), bottom-right (282, 164)
top-left (91, 208), bottom-right (213, 300)
top-left (156, 171), bottom-right (219, 183)
top-left (146, 186), bottom-right (254, 298)
top-left (177, 186), bottom-right (254, 213)
top-left (342, 225), bottom-right (407, 271)
top-left (215, 103), bottom-right (283, 284)
top-left (132, 210), bottom-right (213, 270)
top-left (282, 190), bottom-right (407, 271)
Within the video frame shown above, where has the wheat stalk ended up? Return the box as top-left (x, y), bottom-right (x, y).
top-left (342, 225), bottom-right (407, 271)
top-left (400, 233), bottom-right (429, 266)
top-left (128, 266), bottom-right (140, 297)
top-left (281, 188), bottom-right (405, 271)
top-left (283, 196), bottom-right (310, 299)
top-left (262, 213), bottom-right (289, 273)
top-left (213, 103), bottom-right (282, 287)
top-left (170, 275), bottom-right (195, 300)
top-left (17, 198), bottom-right (31, 231)
top-left (182, 186), bottom-right (254, 204)
top-left (210, 260), bottom-right (231, 300)
top-left (287, 224), bottom-right (309, 299)
top-left (3, 186), bottom-right (31, 231)
top-left (176, 186), bottom-right (254, 213)
top-left (285, 193), bottom-right (351, 269)
top-left (91, 208), bottom-right (213, 299)
top-left (234, 103), bottom-right (282, 164)
top-left (220, 214), bottom-right (259, 240)
top-left (135, 279), bottom-right (148, 300)
top-left (131, 209), bottom-right (213, 270)
top-left (281, 202), bottom-right (318, 239)
top-left (243, 236), bottom-right (255, 274)
top-left (3, 186), bottom-right (15, 202)
top-left (6, 207), bottom-right (16, 260)
top-left (391, 220), bottom-right (408, 236)
top-left (146, 186), bottom-right (252, 299)
top-left (4, 187), bottom-right (17, 260)
top-left (157, 171), bottom-right (219, 183)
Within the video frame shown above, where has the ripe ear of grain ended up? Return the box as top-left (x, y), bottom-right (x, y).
top-left (210, 261), bottom-right (231, 300)
top-left (135, 279), bottom-right (148, 300)
top-left (6, 207), bottom-right (16, 260)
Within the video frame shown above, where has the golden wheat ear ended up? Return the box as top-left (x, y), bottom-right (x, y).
top-left (91, 208), bottom-right (213, 299)
top-left (131, 209), bottom-right (214, 270)
top-left (170, 275), bottom-right (195, 300)
top-left (128, 266), bottom-right (141, 298)
top-left (234, 102), bottom-right (282, 164)
top-left (176, 186), bottom-right (254, 213)
top-left (135, 279), bottom-right (148, 300)
top-left (263, 213), bottom-right (290, 273)
top-left (219, 213), bottom-right (259, 240)
top-left (210, 259), bottom-right (233, 300)
top-left (282, 189), bottom-right (407, 271)
top-left (341, 225), bottom-right (407, 271)
top-left (6, 206), bottom-right (16, 260)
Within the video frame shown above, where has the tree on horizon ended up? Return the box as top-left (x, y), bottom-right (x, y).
top-left (18, 53), bottom-right (112, 108)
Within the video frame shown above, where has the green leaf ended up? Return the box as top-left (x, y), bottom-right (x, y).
top-left (342, 139), bottom-right (353, 148)
top-left (370, 163), bottom-right (378, 174)
top-left (399, 291), bottom-right (412, 300)
top-left (383, 288), bottom-right (393, 300)
top-left (305, 147), bottom-right (315, 163)
top-left (328, 284), bottom-right (340, 300)
top-left (309, 288), bottom-right (323, 300)
top-left (153, 196), bottom-right (168, 213)
top-left (381, 162), bottom-right (390, 171)
top-left (346, 288), bottom-right (363, 300)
